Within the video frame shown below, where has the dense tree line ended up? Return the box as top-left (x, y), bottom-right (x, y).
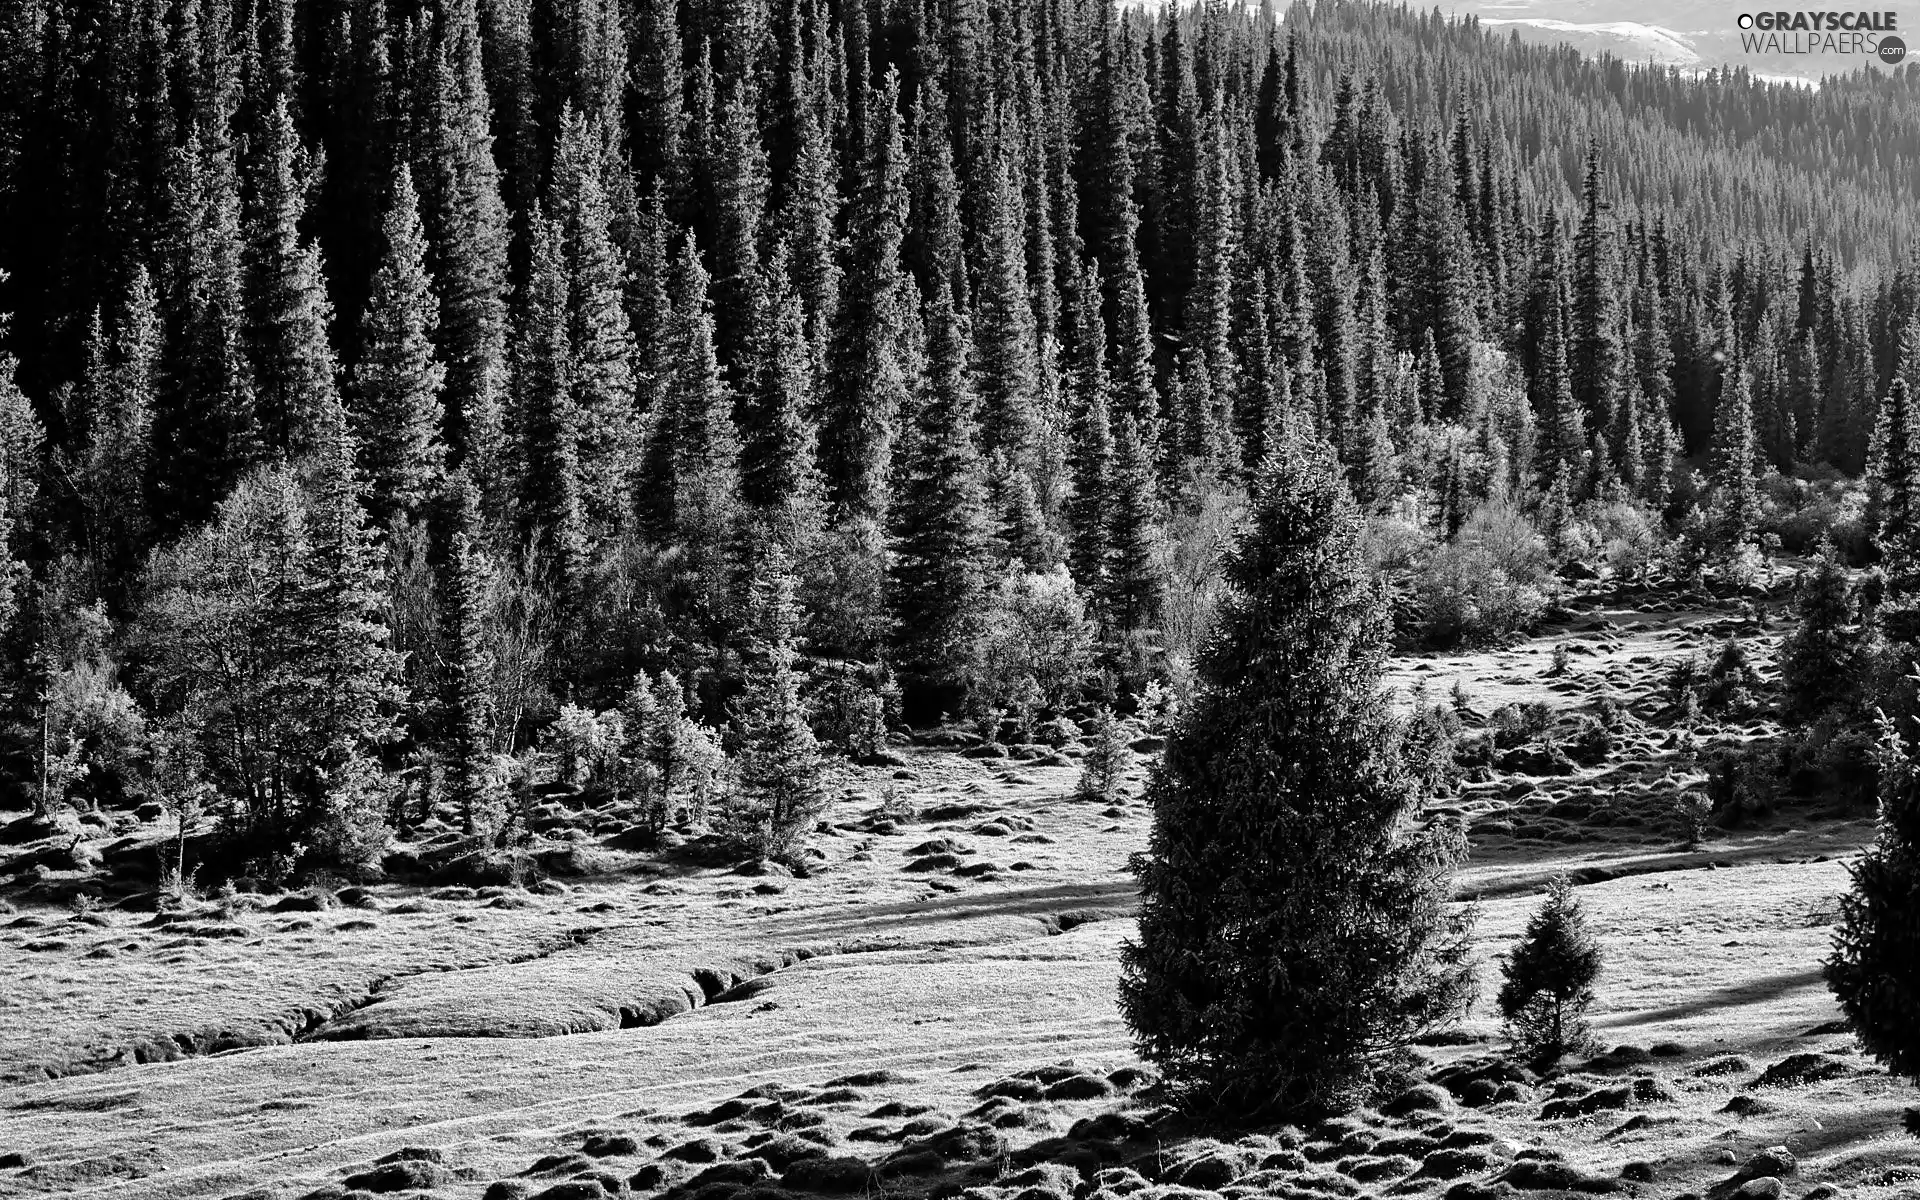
top-left (0, 0), bottom-right (1918, 877)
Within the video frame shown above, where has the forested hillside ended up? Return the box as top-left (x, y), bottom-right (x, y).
top-left (0, 0), bottom-right (1917, 878)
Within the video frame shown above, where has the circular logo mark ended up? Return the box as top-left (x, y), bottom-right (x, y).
top-left (1880, 34), bottom-right (1908, 64)
top-left (1737, 12), bottom-right (1754, 27)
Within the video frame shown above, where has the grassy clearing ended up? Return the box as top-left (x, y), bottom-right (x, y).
top-left (0, 583), bottom-right (1911, 1200)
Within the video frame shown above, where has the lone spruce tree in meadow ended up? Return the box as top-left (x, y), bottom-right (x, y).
top-left (1497, 876), bottom-right (1603, 1068)
top-left (1118, 442), bottom-right (1475, 1118)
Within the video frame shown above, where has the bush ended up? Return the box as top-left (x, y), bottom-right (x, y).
top-left (1561, 493), bottom-right (1665, 579)
top-left (1761, 468), bottom-right (1870, 560)
top-left (1565, 716), bottom-right (1613, 766)
top-left (1707, 748), bottom-right (1774, 825)
top-left (1412, 497), bottom-right (1551, 646)
top-left (1490, 702), bottom-right (1554, 749)
top-left (1498, 876), bottom-right (1602, 1069)
top-left (1076, 708), bottom-right (1133, 803)
top-left (810, 663), bottom-right (899, 761)
top-left (976, 568), bottom-right (1098, 724)
top-left (549, 704), bottom-right (624, 789)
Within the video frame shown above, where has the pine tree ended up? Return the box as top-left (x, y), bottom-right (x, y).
top-left (728, 546), bottom-right (828, 861)
top-left (1497, 876), bottom-right (1603, 1068)
top-left (156, 131), bottom-right (257, 534)
top-left (354, 163), bottom-right (446, 525)
top-left (889, 279), bottom-right (992, 701)
top-left (516, 206), bottom-right (586, 605)
top-left (1874, 378), bottom-right (1920, 587)
top-left (1103, 413), bottom-right (1162, 643)
top-left (438, 469), bottom-right (495, 833)
top-left (83, 268), bottom-right (159, 595)
top-left (820, 73), bottom-right (910, 522)
top-left (1120, 443), bottom-right (1474, 1117)
top-left (1570, 146), bottom-right (1624, 470)
top-left (1077, 705), bottom-right (1134, 804)
top-left (552, 107), bottom-right (637, 532)
top-left (420, 0), bottom-right (510, 512)
top-left (1826, 712), bottom-right (1920, 1089)
top-left (1713, 366), bottom-right (1760, 552)
top-left (293, 389), bottom-right (404, 848)
top-left (711, 80), bottom-right (771, 385)
top-left (1779, 541), bottom-right (1861, 720)
top-left (1067, 276), bottom-right (1115, 611)
top-left (661, 236), bottom-right (743, 583)
top-left (245, 94), bottom-right (339, 460)
top-left (739, 242), bottom-right (826, 554)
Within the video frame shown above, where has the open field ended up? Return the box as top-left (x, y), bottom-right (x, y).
top-left (1, 581), bottom-right (1914, 1200)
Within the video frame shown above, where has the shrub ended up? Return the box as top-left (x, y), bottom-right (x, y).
top-left (1672, 791), bottom-right (1712, 848)
top-left (1076, 707), bottom-right (1133, 803)
top-left (1707, 748), bottom-right (1774, 825)
top-left (1701, 638), bottom-right (1762, 714)
top-left (977, 567), bottom-right (1098, 721)
top-left (810, 663), bottom-right (899, 761)
top-left (1498, 876), bottom-right (1602, 1069)
top-left (1412, 497), bottom-right (1551, 646)
top-left (1761, 468), bottom-right (1871, 559)
top-left (1565, 716), bottom-right (1613, 766)
top-left (549, 704), bottom-right (624, 789)
top-left (1490, 702), bottom-right (1554, 749)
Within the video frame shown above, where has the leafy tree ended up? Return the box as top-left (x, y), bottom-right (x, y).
top-left (1497, 876), bottom-right (1603, 1068)
top-left (1119, 443), bottom-right (1474, 1118)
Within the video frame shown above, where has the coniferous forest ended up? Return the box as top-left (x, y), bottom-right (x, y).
top-left (4, 0), bottom-right (1918, 876)
top-left (11, 0), bottom-right (1920, 1171)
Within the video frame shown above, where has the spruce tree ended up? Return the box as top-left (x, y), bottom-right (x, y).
top-left (739, 242), bottom-right (826, 555)
top-left (552, 107), bottom-right (637, 532)
top-left (1827, 717), bottom-right (1920, 1089)
top-left (820, 73), bottom-right (910, 522)
top-left (1874, 378), bottom-right (1920, 586)
top-left (245, 94), bottom-right (339, 460)
top-left (1497, 876), bottom-right (1603, 1068)
top-left (1779, 540), bottom-right (1860, 720)
top-left (1713, 366), bottom-right (1760, 552)
top-left (354, 163), bottom-right (446, 525)
top-left (661, 235), bottom-right (743, 591)
top-left (516, 206), bottom-right (587, 606)
top-left (1119, 443), bottom-right (1474, 1117)
top-left (889, 279), bottom-right (992, 702)
top-left (1103, 413), bottom-right (1162, 643)
top-left (438, 468), bottom-right (495, 833)
top-left (84, 268), bottom-right (159, 595)
top-left (729, 546), bottom-right (828, 861)
top-left (420, 0), bottom-right (510, 511)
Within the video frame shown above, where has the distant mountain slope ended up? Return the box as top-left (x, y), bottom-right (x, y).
top-left (1457, 0), bottom-right (1900, 82)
